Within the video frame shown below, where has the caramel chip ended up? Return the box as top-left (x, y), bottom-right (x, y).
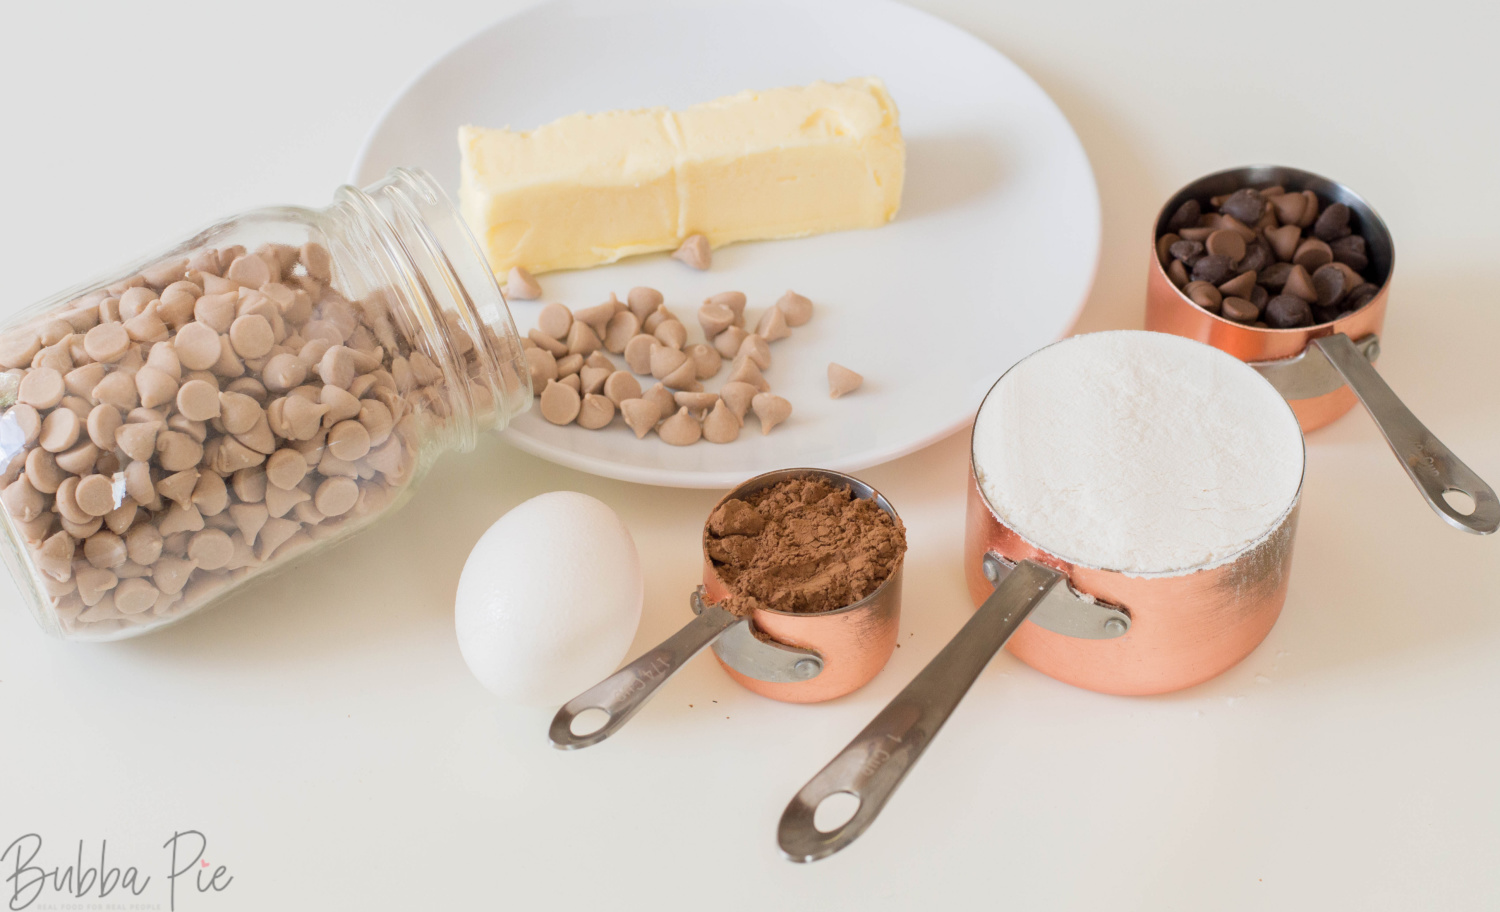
top-left (752, 393), bottom-right (793, 434)
top-left (672, 235), bottom-right (711, 270)
top-left (702, 400), bottom-right (740, 444)
top-left (539, 379), bottom-right (581, 425)
top-left (828, 363), bottom-right (863, 399)
top-left (776, 291), bottom-right (813, 327)
top-left (506, 267), bottom-right (542, 301)
top-left (658, 407), bottom-right (702, 445)
top-left (619, 399), bottom-right (661, 439)
top-left (577, 394), bottom-right (616, 430)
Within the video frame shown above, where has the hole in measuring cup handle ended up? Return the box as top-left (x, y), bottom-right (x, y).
top-left (1443, 489), bottom-right (1477, 516)
top-left (813, 792), bottom-right (861, 833)
top-left (981, 552), bottom-right (1131, 640)
top-left (568, 708), bottom-right (610, 737)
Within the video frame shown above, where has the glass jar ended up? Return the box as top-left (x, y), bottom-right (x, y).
top-left (0, 167), bottom-right (531, 640)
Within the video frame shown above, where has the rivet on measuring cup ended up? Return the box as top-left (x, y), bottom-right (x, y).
top-left (794, 658), bottom-right (820, 679)
top-left (1103, 617), bottom-right (1127, 636)
top-left (982, 553), bottom-right (1002, 583)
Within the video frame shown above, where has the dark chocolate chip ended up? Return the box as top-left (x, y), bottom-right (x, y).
top-left (1238, 241), bottom-right (1273, 275)
top-left (1344, 286), bottom-right (1377, 313)
top-left (1265, 295), bottom-right (1313, 328)
top-left (1250, 284), bottom-right (1269, 308)
top-left (1311, 264), bottom-right (1346, 307)
top-left (1313, 304), bottom-right (1343, 324)
top-left (1191, 254), bottom-right (1233, 285)
top-left (1330, 235), bottom-right (1368, 271)
top-left (1169, 239), bottom-right (1205, 264)
top-left (1313, 203), bottom-right (1352, 242)
top-left (1221, 296), bottom-right (1260, 322)
top-left (1167, 199), bottom-right (1201, 233)
top-left (1260, 262), bottom-right (1293, 288)
top-left (1220, 189), bottom-right (1266, 225)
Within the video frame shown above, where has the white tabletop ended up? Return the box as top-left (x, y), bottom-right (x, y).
top-left (3, 2), bottom-right (1498, 909)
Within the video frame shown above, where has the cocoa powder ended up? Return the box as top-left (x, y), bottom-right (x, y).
top-left (705, 476), bottom-right (905, 616)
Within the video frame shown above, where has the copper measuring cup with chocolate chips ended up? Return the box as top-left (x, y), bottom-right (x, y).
top-left (549, 468), bottom-right (904, 749)
top-left (1146, 165), bottom-right (1497, 535)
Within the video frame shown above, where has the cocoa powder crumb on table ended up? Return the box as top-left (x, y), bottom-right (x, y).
top-left (706, 475), bottom-right (905, 616)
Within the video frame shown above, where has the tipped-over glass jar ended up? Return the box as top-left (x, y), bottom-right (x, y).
top-left (0, 167), bottom-right (531, 640)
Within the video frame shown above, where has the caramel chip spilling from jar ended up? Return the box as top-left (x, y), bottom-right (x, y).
top-left (828, 363), bottom-right (863, 398)
top-left (698, 303), bottom-right (735, 338)
top-left (702, 400), bottom-right (740, 444)
top-left (577, 394), bottom-right (616, 430)
top-left (536, 302), bottom-right (573, 340)
top-left (776, 291), bottom-right (813, 327)
top-left (755, 307), bottom-right (791, 342)
top-left (540, 379), bottom-right (581, 425)
top-left (658, 407), bottom-right (703, 445)
top-left (603, 371), bottom-right (641, 405)
top-left (619, 399), bottom-right (661, 439)
top-left (506, 267), bottom-right (542, 301)
top-left (718, 382), bottom-right (756, 423)
top-left (672, 235), bottom-right (712, 270)
top-left (603, 311), bottom-right (640, 354)
top-left (752, 393), bottom-right (792, 434)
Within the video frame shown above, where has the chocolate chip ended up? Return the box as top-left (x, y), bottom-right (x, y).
top-left (1218, 271), bottom-right (1256, 300)
top-left (1167, 199), bottom-right (1201, 233)
top-left (1260, 262), bottom-right (1293, 288)
top-left (1292, 237), bottom-right (1334, 271)
top-left (1312, 203), bottom-right (1352, 242)
top-left (1167, 259), bottom-right (1189, 287)
top-left (1221, 297), bottom-right (1260, 322)
top-left (1238, 240), bottom-right (1273, 275)
top-left (1220, 189), bottom-right (1266, 225)
top-left (1250, 284), bottom-right (1269, 309)
top-left (1169, 239), bottom-right (1205, 264)
top-left (1157, 233), bottom-right (1180, 265)
top-left (1265, 295), bottom-right (1312, 328)
top-left (1330, 235), bottom-right (1368, 271)
top-left (1205, 230), bottom-right (1246, 264)
top-left (1313, 304), bottom-right (1343, 324)
top-left (1191, 255), bottom-right (1233, 285)
top-left (1311, 264), bottom-right (1346, 307)
top-left (1344, 284), bottom-right (1378, 313)
top-left (1184, 281), bottom-right (1222, 313)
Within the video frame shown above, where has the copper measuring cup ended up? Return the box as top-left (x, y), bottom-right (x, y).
top-left (1145, 165), bottom-right (1497, 535)
top-left (778, 351), bottom-right (1305, 862)
top-left (550, 468), bottom-right (902, 749)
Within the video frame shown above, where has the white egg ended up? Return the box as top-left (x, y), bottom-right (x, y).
top-left (455, 491), bottom-right (643, 706)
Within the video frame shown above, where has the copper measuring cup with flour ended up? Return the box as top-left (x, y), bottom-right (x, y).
top-left (550, 468), bottom-right (902, 749)
top-left (779, 333), bottom-right (1305, 862)
top-left (1146, 165), bottom-right (1497, 535)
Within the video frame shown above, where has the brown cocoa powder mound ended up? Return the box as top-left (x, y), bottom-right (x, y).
top-left (706, 476), bottom-right (906, 616)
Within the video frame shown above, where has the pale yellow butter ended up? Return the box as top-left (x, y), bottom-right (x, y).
top-left (458, 78), bottom-right (904, 275)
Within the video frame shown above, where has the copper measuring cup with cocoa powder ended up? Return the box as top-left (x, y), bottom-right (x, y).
top-left (778, 370), bottom-right (1304, 863)
top-left (1146, 165), bottom-right (1497, 534)
top-left (550, 468), bottom-right (902, 749)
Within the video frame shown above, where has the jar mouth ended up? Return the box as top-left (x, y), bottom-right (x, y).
top-left (336, 167), bottom-right (531, 450)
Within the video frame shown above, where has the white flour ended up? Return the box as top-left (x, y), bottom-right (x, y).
top-left (973, 331), bottom-right (1304, 576)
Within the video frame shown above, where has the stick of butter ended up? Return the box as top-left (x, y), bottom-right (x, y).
top-left (458, 78), bottom-right (904, 275)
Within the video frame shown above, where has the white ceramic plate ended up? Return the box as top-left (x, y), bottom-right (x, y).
top-left (353, 0), bottom-right (1098, 488)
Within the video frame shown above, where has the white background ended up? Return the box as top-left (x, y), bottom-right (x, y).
top-left (2, 1), bottom-right (1499, 910)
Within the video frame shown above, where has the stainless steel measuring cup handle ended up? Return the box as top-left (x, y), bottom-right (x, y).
top-left (777, 560), bottom-right (1066, 863)
top-left (550, 601), bottom-right (745, 750)
top-left (1315, 333), bottom-right (1500, 535)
